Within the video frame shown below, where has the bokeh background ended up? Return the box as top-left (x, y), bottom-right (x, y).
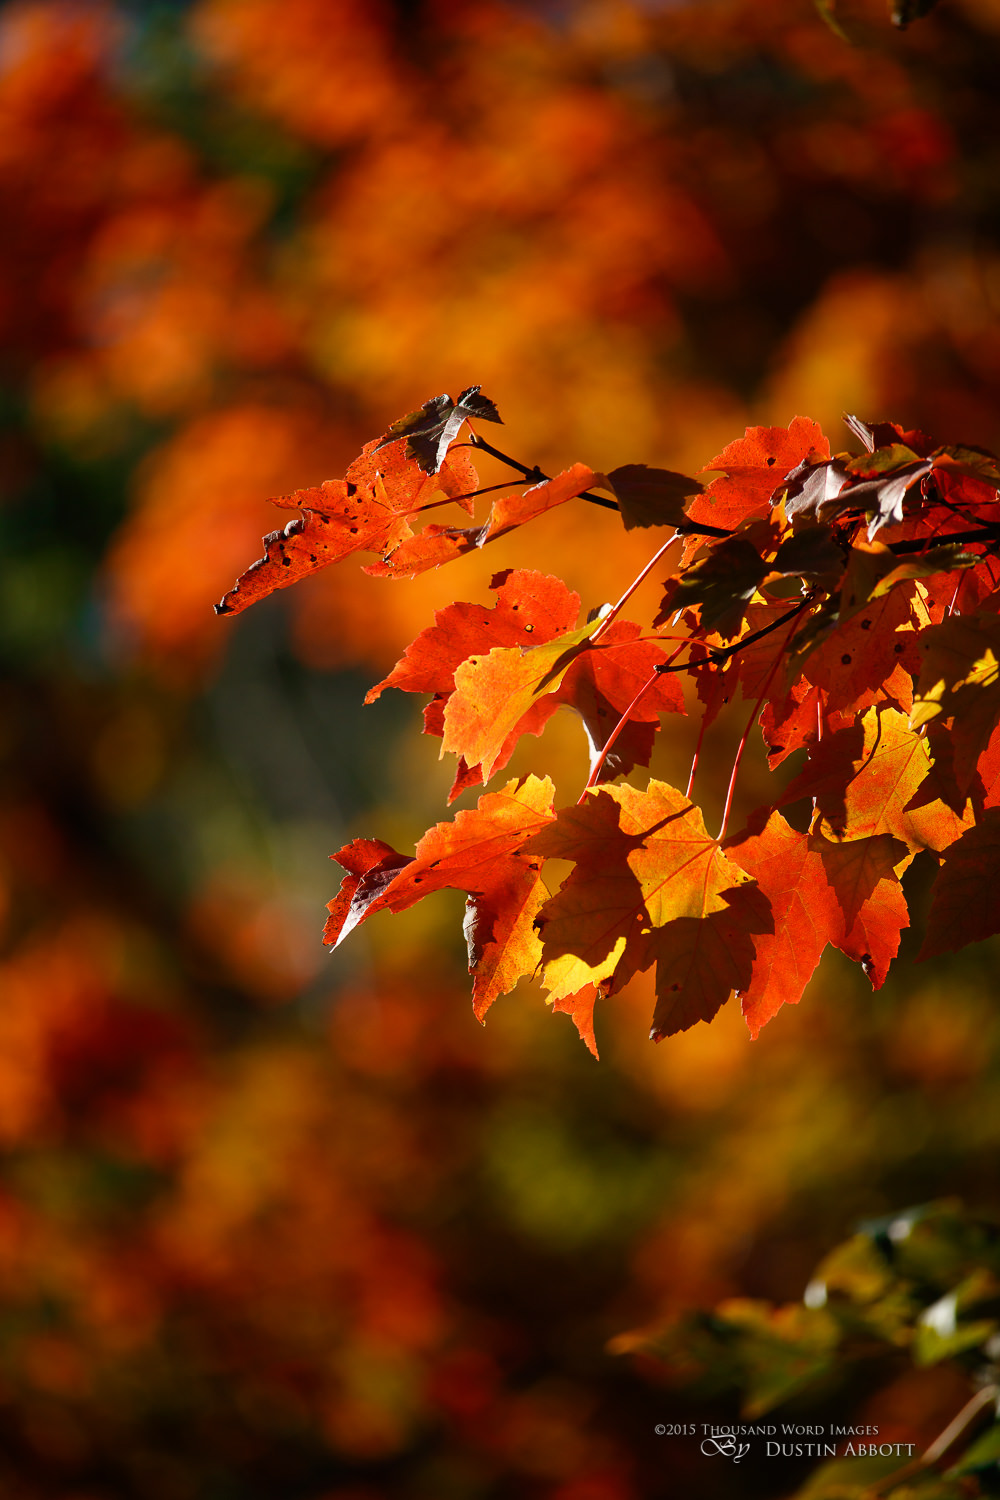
top-left (3, 0), bottom-right (1000, 1495)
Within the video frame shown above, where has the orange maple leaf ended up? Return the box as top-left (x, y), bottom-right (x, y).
top-left (216, 436), bottom-right (477, 614)
top-left (783, 706), bottom-right (970, 854)
top-left (364, 463), bottom-right (599, 578)
top-left (324, 775), bottom-right (556, 1017)
top-left (725, 811), bottom-right (841, 1038)
top-left (684, 417), bottom-right (830, 536)
top-left (524, 780), bottom-right (767, 1036)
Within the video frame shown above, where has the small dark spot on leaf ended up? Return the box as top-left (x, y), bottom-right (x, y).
top-left (310, 554), bottom-right (317, 563)
top-left (524, 623), bottom-right (534, 633)
top-left (766, 456), bottom-right (776, 466)
top-left (350, 528), bottom-right (358, 535)
top-left (860, 618), bottom-right (872, 630)
top-left (894, 641), bottom-right (905, 653)
top-left (841, 653), bottom-right (851, 665)
top-left (282, 556), bottom-right (292, 567)
top-left (346, 482), bottom-right (357, 496)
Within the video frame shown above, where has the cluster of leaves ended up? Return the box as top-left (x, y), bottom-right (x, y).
top-left (219, 391), bottom-right (1000, 1053)
top-left (629, 1200), bottom-right (1000, 1498)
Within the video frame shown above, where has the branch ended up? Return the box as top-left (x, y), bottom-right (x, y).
top-left (463, 433), bottom-right (619, 512)
top-left (463, 432), bottom-right (732, 536)
top-left (654, 597), bottom-right (814, 676)
top-left (885, 525), bottom-right (1000, 555)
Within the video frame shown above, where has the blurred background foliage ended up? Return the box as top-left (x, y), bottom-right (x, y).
top-left (3, 0), bottom-right (1000, 1495)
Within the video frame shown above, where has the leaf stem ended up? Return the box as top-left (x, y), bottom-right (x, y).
top-left (591, 534), bottom-right (679, 644)
top-left (686, 709), bottom-right (710, 801)
top-left (579, 598), bottom-right (816, 807)
top-left (407, 480), bottom-right (527, 516)
top-left (716, 614), bottom-right (804, 842)
top-left (578, 669), bottom-right (662, 802)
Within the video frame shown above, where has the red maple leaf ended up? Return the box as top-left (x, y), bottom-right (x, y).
top-left (683, 417), bottom-right (830, 536)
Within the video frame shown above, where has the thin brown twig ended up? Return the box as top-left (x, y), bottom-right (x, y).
top-left (863, 1383), bottom-right (998, 1498)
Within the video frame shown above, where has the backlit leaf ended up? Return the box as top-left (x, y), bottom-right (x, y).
top-left (525, 781), bottom-right (762, 1033)
top-left (920, 808), bottom-right (1000, 959)
top-left (685, 418), bottom-right (831, 534)
top-left (725, 811), bottom-right (841, 1038)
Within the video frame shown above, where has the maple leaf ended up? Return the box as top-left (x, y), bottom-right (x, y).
top-left (783, 457), bottom-right (851, 525)
top-left (725, 811), bottom-right (841, 1038)
top-left (920, 808), bottom-right (1000, 959)
top-left (726, 813), bottom-right (912, 1026)
top-left (660, 536), bottom-right (768, 638)
top-left (523, 781), bottom-right (765, 1036)
top-left (552, 620), bottom-right (686, 782)
top-left (365, 570), bottom-right (580, 711)
top-left (759, 681), bottom-right (826, 768)
top-left (781, 706), bottom-right (970, 854)
top-left (912, 611), bottom-right (1000, 791)
top-left (477, 463), bottom-right (599, 543)
top-left (784, 445), bottom-right (935, 536)
top-left (844, 447), bottom-right (934, 538)
top-left (322, 838), bottom-right (414, 948)
top-left (364, 463), bottom-right (599, 579)
top-left (376, 386), bottom-right (502, 474)
top-left (645, 892), bottom-right (772, 1040)
top-left (684, 417), bottom-right (830, 535)
top-left (215, 436), bottom-right (477, 615)
top-left (809, 832), bottom-right (912, 988)
top-left (369, 571), bottom-right (684, 797)
top-left (839, 539), bottom-right (978, 612)
top-left (600, 464), bottom-right (702, 530)
top-left (799, 584), bottom-right (924, 715)
top-left (441, 616), bottom-right (606, 784)
top-left (680, 596), bottom-right (816, 741)
top-left (325, 776), bottom-right (556, 1017)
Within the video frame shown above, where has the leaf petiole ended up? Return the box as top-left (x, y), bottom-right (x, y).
top-left (591, 534), bottom-right (680, 645)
